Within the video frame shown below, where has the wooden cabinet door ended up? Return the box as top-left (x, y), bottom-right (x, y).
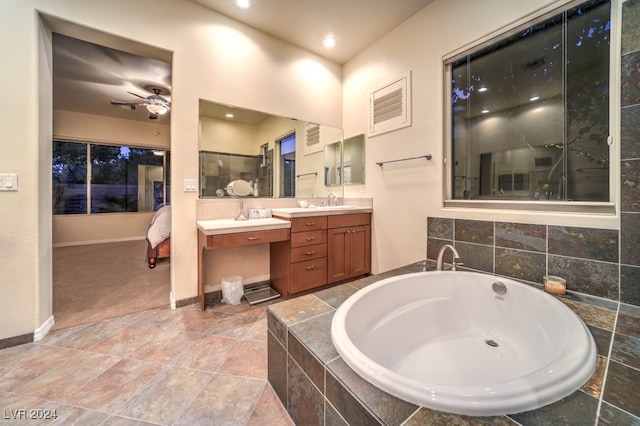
top-left (327, 227), bottom-right (349, 284)
top-left (349, 225), bottom-right (371, 277)
top-left (328, 225), bottom-right (371, 284)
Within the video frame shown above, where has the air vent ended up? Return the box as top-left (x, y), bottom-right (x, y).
top-left (369, 72), bottom-right (411, 137)
top-left (304, 123), bottom-right (322, 155)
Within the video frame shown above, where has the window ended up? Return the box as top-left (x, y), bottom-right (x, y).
top-left (445, 0), bottom-right (611, 211)
top-left (53, 140), bottom-right (170, 214)
top-left (279, 133), bottom-right (296, 197)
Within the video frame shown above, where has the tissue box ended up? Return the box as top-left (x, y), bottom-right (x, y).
top-left (249, 208), bottom-right (272, 219)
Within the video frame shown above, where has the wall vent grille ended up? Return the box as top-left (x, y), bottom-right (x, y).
top-left (369, 72), bottom-right (411, 137)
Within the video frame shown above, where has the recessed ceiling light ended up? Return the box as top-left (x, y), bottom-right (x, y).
top-left (529, 96), bottom-right (540, 102)
top-left (235, 0), bottom-right (252, 9)
top-left (481, 109), bottom-right (490, 114)
top-left (225, 113), bottom-right (234, 118)
top-left (478, 87), bottom-right (488, 92)
top-left (322, 35), bottom-right (336, 49)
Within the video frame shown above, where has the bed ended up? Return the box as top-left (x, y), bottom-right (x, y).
top-left (146, 205), bottom-right (171, 268)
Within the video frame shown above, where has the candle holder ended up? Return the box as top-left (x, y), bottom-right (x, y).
top-left (543, 275), bottom-right (566, 295)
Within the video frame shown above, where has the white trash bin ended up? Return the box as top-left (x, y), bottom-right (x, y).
top-left (221, 275), bottom-right (243, 305)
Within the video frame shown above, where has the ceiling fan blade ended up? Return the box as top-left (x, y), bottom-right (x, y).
top-left (127, 91), bottom-right (149, 100)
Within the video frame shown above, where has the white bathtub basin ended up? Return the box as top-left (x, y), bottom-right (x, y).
top-left (331, 271), bottom-right (597, 416)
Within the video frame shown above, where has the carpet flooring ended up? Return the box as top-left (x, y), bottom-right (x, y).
top-left (53, 240), bottom-right (170, 330)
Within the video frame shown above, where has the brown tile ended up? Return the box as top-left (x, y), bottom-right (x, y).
top-left (40, 318), bottom-right (127, 350)
top-left (313, 284), bottom-right (358, 309)
top-left (581, 355), bottom-right (607, 398)
top-left (17, 351), bottom-right (120, 401)
top-left (171, 334), bottom-right (239, 372)
top-left (622, 0), bottom-right (640, 54)
top-left (405, 407), bottom-right (516, 425)
top-left (217, 340), bottom-right (268, 380)
top-left (205, 313), bottom-right (259, 338)
top-left (495, 222), bottom-right (546, 252)
top-left (64, 358), bottom-right (162, 413)
top-left (455, 242), bottom-right (494, 273)
top-left (288, 356), bottom-right (324, 426)
top-left (616, 309), bottom-right (640, 340)
top-left (289, 311), bottom-right (338, 364)
top-left (327, 357), bottom-right (418, 425)
top-left (427, 237), bottom-right (453, 262)
top-left (427, 217), bottom-right (454, 239)
top-left (88, 325), bottom-right (167, 358)
top-left (495, 248), bottom-right (545, 283)
top-left (622, 160), bottom-right (640, 212)
top-left (548, 255), bottom-right (618, 300)
top-left (176, 374), bottom-right (264, 425)
top-left (603, 360), bottom-right (640, 418)
top-left (288, 332), bottom-right (325, 392)
top-left (548, 226), bottom-right (618, 262)
top-left (622, 50), bottom-right (640, 107)
top-left (0, 346), bottom-right (82, 392)
top-left (598, 401), bottom-right (640, 426)
top-left (247, 383), bottom-right (294, 426)
top-left (455, 219), bottom-right (493, 245)
top-left (560, 298), bottom-right (617, 331)
top-left (611, 332), bottom-right (640, 370)
top-left (621, 213), bottom-right (640, 266)
top-left (126, 328), bottom-right (199, 364)
top-left (621, 105), bottom-right (640, 160)
top-left (508, 390), bottom-right (598, 425)
top-left (208, 299), bottom-right (270, 318)
top-left (243, 316), bottom-right (268, 342)
top-left (268, 332), bottom-right (288, 407)
top-left (115, 366), bottom-right (212, 424)
top-left (621, 265), bottom-right (640, 306)
top-left (268, 295), bottom-right (333, 326)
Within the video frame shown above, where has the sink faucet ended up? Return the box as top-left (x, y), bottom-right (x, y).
top-left (328, 193), bottom-right (337, 207)
top-left (436, 244), bottom-right (463, 271)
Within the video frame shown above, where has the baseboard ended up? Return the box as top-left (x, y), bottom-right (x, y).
top-left (175, 280), bottom-right (272, 309)
top-left (53, 236), bottom-right (146, 248)
top-left (34, 315), bottom-right (55, 342)
top-left (0, 332), bottom-right (34, 350)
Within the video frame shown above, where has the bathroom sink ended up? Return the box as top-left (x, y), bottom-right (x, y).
top-left (271, 206), bottom-right (369, 217)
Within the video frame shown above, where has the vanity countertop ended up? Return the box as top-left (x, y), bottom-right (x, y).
top-left (196, 217), bottom-right (291, 235)
top-left (270, 206), bottom-right (372, 218)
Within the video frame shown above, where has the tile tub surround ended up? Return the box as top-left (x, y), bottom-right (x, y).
top-left (267, 265), bottom-right (640, 425)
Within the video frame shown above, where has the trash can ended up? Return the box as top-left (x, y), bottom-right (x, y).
top-left (221, 275), bottom-right (243, 305)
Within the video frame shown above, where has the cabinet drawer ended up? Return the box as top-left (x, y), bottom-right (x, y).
top-left (328, 213), bottom-right (370, 228)
top-left (291, 216), bottom-right (327, 232)
top-left (290, 258), bottom-right (327, 293)
top-left (207, 228), bottom-right (289, 249)
top-left (291, 230), bottom-right (327, 248)
top-left (291, 243), bottom-right (327, 263)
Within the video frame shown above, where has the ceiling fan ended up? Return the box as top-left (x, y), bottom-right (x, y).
top-left (111, 86), bottom-right (171, 119)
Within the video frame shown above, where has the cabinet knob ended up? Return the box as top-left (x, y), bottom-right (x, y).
top-left (305, 237), bottom-right (315, 241)
top-left (305, 222), bottom-right (316, 226)
top-left (305, 251), bottom-right (316, 255)
top-left (247, 236), bottom-right (261, 241)
top-left (306, 265), bottom-right (317, 271)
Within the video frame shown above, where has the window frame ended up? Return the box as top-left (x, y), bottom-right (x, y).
top-left (442, 0), bottom-right (619, 215)
top-left (52, 139), bottom-right (170, 215)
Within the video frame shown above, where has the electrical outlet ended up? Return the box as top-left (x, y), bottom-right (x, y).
top-left (0, 174), bottom-right (18, 191)
top-left (183, 179), bottom-right (198, 192)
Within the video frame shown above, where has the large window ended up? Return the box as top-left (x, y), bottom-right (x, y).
top-left (445, 0), bottom-right (611, 209)
top-left (53, 140), bottom-right (170, 214)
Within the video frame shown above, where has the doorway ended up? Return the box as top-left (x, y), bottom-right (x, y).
top-left (278, 132), bottom-right (296, 197)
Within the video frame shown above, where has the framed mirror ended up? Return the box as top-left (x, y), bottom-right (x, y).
top-left (324, 139), bottom-right (342, 187)
top-left (199, 100), bottom-right (343, 198)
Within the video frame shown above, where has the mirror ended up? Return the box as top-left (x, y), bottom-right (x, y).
top-left (226, 179), bottom-right (252, 197)
top-left (324, 139), bottom-right (342, 186)
top-left (199, 100), bottom-right (343, 198)
top-left (342, 134), bottom-right (365, 185)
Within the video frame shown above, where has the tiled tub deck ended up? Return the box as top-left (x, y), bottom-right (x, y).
top-left (267, 264), bottom-right (640, 425)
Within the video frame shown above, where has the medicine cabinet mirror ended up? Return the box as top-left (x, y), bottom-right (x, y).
top-left (198, 99), bottom-right (343, 199)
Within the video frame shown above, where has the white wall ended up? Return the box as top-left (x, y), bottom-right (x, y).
top-left (0, 0), bottom-right (341, 341)
top-left (342, 0), bottom-right (619, 275)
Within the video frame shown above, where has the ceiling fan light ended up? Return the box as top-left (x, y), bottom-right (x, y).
top-left (146, 104), bottom-right (168, 115)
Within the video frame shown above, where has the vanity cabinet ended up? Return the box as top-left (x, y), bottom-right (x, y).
top-left (270, 212), bottom-right (371, 298)
top-left (327, 213), bottom-right (371, 283)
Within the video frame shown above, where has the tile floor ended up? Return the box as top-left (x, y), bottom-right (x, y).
top-left (0, 301), bottom-right (293, 425)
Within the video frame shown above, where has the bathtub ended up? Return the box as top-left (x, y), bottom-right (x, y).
top-left (331, 271), bottom-right (597, 416)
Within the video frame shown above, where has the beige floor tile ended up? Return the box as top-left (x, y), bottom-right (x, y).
top-left (217, 340), bottom-right (268, 380)
top-left (40, 318), bottom-right (127, 350)
top-left (243, 317), bottom-right (268, 342)
top-left (115, 366), bottom-right (211, 424)
top-left (16, 351), bottom-right (120, 401)
top-left (175, 374), bottom-right (265, 425)
top-left (247, 383), bottom-right (295, 426)
top-left (171, 334), bottom-right (239, 372)
top-left (0, 346), bottom-right (82, 392)
top-left (64, 358), bottom-right (163, 413)
top-left (205, 314), bottom-right (258, 339)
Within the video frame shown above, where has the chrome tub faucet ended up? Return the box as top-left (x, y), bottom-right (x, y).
top-left (436, 244), bottom-right (463, 271)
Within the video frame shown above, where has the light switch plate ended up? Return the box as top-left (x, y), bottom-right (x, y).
top-left (0, 174), bottom-right (18, 191)
top-left (183, 179), bottom-right (198, 192)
